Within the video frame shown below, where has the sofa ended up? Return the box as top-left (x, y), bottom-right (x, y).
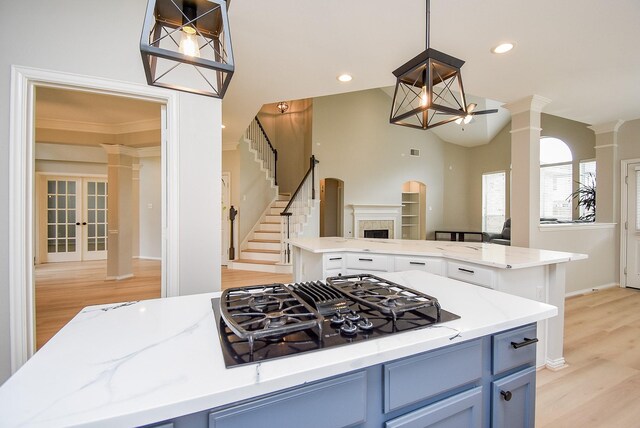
top-left (482, 219), bottom-right (511, 246)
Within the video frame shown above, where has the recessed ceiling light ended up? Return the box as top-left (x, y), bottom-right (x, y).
top-left (337, 74), bottom-right (352, 82)
top-left (492, 43), bottom-right (514, 54)
top-left (221, 124), bottom-right (226, 129)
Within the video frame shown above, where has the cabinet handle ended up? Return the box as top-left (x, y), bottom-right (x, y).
top-left (500, 390), bottom-right (512, 401)
top-left (82, 222), bottom-right (87, 225)
top-left (75, 222), bottom-right (80, 226)
top-left (409, 261), bottom-right (426, 266)
top-left (510, 337), bottom-right (539, 349)
top-left (458, 268), bottom-right (474, 274)
top-left (359, 258), bottom-right (373, 262)
top-left (329, 257), bottom-right (342, 261)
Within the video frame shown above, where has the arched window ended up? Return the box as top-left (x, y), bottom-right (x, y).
top-left (540, 137), bottom-right (573, 221)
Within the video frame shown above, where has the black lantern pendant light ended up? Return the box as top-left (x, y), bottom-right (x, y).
top-left (390, 0), bottom-right (496, 129)
top-left (140, 0), bottom-right (234, 98)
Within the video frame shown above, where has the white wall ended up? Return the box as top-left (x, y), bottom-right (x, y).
top-left (138, 156), bottom-right (162, 259)
top-left (312, 88), bottom-right (447, 239)
top-left (0, 0), bottom-right (222, 383)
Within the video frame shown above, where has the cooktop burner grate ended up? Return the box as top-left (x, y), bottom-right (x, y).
top-left (326, 274), bottom-right (442, 320)
top-left (220, 284), bottom-right (323, 352)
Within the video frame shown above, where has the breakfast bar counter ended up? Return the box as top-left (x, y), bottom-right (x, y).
top-left (0, 271), bottom-right (555, 428)
top-left (288, 237), bottom-right (586, 370)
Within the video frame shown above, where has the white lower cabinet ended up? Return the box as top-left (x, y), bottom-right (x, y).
top-left (395, 256), bottom-right (444, 275)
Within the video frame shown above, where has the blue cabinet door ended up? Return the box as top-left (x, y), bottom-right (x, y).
top-left (491, 366), bottom-right (536, 428)
top-left (385, 387), bottom-right (483, 428)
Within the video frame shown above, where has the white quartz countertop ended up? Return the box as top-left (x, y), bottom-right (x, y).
top-left (0, 271), bottom-right (556, 427)
top-left (288, 237), bottom-right (587, 269)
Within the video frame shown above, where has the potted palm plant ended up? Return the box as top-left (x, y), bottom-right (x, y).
top-left (568, 172), bottom-right (596, 221)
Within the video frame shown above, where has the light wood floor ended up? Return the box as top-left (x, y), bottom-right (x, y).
top-left (34, 261), bottom-right (291, 349)
top-left (536, 286), bottom-right (640, 427)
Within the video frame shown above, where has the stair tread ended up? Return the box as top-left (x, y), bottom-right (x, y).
top-left (242, 249), bottom-right (280, 254)
top-left (262, 221), bottom-right (280, 224)
top-left (233, 259), bottom-right (278, 265)
top-left (250, 239), bottom-right (280, 243)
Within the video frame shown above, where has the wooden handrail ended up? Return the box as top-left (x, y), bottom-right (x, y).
top-left (280, 155), bottom-right (319, 215)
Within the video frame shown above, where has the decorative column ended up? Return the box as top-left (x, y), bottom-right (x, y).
top-left (503, 95), bottom-right (551, 247)
top-left (132, 163), bottom-right (141, 258)
top-left (101, 144), bottom-right (136, 280)
top-left (588, 120), bottom-right (624, 223)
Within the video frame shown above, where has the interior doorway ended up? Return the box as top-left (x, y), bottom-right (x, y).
top-left (32, 86), bottom-right (163, 349)
top-left (221, 172), bottom-right (231, 265)
top-left (401, 181), bottom-right (427, 240)
top-left (623, 161), bottom-right (640, 289)
top-left (320, 178), bottom-right (344, 237)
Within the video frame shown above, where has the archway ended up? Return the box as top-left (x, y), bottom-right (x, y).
top-left (320, 178), bottom-right (344, 237)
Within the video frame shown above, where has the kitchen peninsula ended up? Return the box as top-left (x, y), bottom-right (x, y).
top-left (287, 237), bottom-right (587, 370)
top-left (0, 271), bottom-right (555, 428)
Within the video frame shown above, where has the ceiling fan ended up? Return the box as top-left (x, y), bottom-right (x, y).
top-left (455, 103), bottom-right (498, 125)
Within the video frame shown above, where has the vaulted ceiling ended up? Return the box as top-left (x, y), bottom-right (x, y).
top-left (222, 0), bottom-right (640, 147)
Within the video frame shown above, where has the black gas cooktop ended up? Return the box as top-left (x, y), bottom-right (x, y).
top-left (211, 274), bottom-right (459, 368)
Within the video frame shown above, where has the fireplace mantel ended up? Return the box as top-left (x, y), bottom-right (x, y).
top-left (350, 204), bottom-right (402, 239)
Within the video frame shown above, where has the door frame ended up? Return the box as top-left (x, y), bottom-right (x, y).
top-left (620, 158), bottom-right (640, 287)
top-left (9, 65), bottom-right (180, 373)
top-left (221, 171), bottom-right (231, 265)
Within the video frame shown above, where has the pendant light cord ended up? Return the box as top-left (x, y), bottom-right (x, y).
top-left (425, 0), bottom-right (430, 49)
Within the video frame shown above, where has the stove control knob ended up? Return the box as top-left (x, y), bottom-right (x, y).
top-left (346, 310), bottom-right (361, 322)
top-left (357, 318), bottom-right (373, 331)
top-left (340, 320), bottom-right (358, 335)
top-left (331, 312), bottom-right (345, 325)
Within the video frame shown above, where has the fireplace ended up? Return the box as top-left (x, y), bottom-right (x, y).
top-left (364, 229), bottom-right (389, 239)
top-left (351, 204), bottom-right (402, 239)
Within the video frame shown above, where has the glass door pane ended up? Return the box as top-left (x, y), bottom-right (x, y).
top-left (83, 179), bottom-right (108, 260)
top-left (43, 178), bottom-right (81, 262)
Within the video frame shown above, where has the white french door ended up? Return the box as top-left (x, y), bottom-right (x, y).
top-left (39, 175), bottom-right (108, 263)
top-left (625, 163), bottom-right (640, 289)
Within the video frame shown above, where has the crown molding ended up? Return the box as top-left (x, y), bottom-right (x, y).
top-left (503, 95), bottom-right (552, 115)
top-left (37, 117), bottom-right (160, 135)
top-left (100, 144), bottom-right (139, 157)
top-left (588, 120), bottom-right (625, 135)
top-left (137, 146), bottom-right (162, 157)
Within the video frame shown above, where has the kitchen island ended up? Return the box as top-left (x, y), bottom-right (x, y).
top-left (287, 237), bottom-right (586, 370)
top-left (0, 271), bottom-right (555, 428)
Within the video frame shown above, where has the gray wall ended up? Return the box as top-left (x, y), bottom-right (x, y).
top-left (0, 0), bottom-right (222, 383)
top-left (138, 156), bottom-right (162, 259)
top-left (312, 88), bottom-right (448, 239)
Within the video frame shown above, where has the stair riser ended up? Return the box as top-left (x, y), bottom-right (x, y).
top-left (228, 261), bottom-right (292, 274)
top-left (270, 208), bottom-right (286, 215)
top-left (259, 223), bottom-right (280, 232)
top-left (241, 251), bottom-right (281, 262)
top-left (247, 241), bottom-right (281, 251)
top-left (277, 194), bottom-right (290, 201)
top-left (272, 201), bottom-right (288, 208)
top-left (254, 231), bottom-right (280, 240)
top-left (265, 214), bottom-right (281, 223)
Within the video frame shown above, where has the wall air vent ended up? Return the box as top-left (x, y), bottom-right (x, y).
top-left (410, 148), bottom-right (420, 157)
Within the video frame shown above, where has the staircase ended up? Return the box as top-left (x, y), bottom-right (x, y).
top-left (228, 194), bottom-right (292, 274)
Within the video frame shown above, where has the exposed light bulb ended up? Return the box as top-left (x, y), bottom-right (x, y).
top-left (455, 117), bottom-right (463, 125)
top-left (464, 115), bottom-right (473, 124)
top-left (420, 86), bottom-right (428, 107)
top-left (179, 26), bottom-right (200, 58)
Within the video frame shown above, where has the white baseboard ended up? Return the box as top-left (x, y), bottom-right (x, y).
top-left (545, 357), bottom-right (568, 371)
top-left (134, 256), bottom-right (162, 261)
top-left (565, 282), bottom-right (619, 298)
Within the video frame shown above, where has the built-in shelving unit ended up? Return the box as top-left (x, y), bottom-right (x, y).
top-left (402, 192), bottom-right (420, 239)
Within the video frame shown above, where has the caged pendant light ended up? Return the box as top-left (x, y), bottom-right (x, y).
top-left (389, 0), bottom-right (496, 129)
top-left (140, 0), bottom-right (234, 98)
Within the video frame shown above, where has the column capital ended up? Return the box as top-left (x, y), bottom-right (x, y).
top-left (588, 120), bottom-right (625, 135)
top-left (100, 144), bottom-right (137, 157)
top-left (503, 95), bottom-right (551, 115)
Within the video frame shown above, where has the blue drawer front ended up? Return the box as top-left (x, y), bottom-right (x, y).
top-left (208, 371), bottom-right (366, 428)
top-left (383, 339), bottom-right (482, 413)
top-left (385, 386), bottom-right (483, 428)
top-left (492, 324), bottom-right (537, 375)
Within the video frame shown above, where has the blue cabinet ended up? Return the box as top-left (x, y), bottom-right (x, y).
top-left (145, 324), bottom-right (538, 428)
top-left (491, 366), bottom-right (536, 428)
top-left (385, 387), bottom-right (483, 428)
